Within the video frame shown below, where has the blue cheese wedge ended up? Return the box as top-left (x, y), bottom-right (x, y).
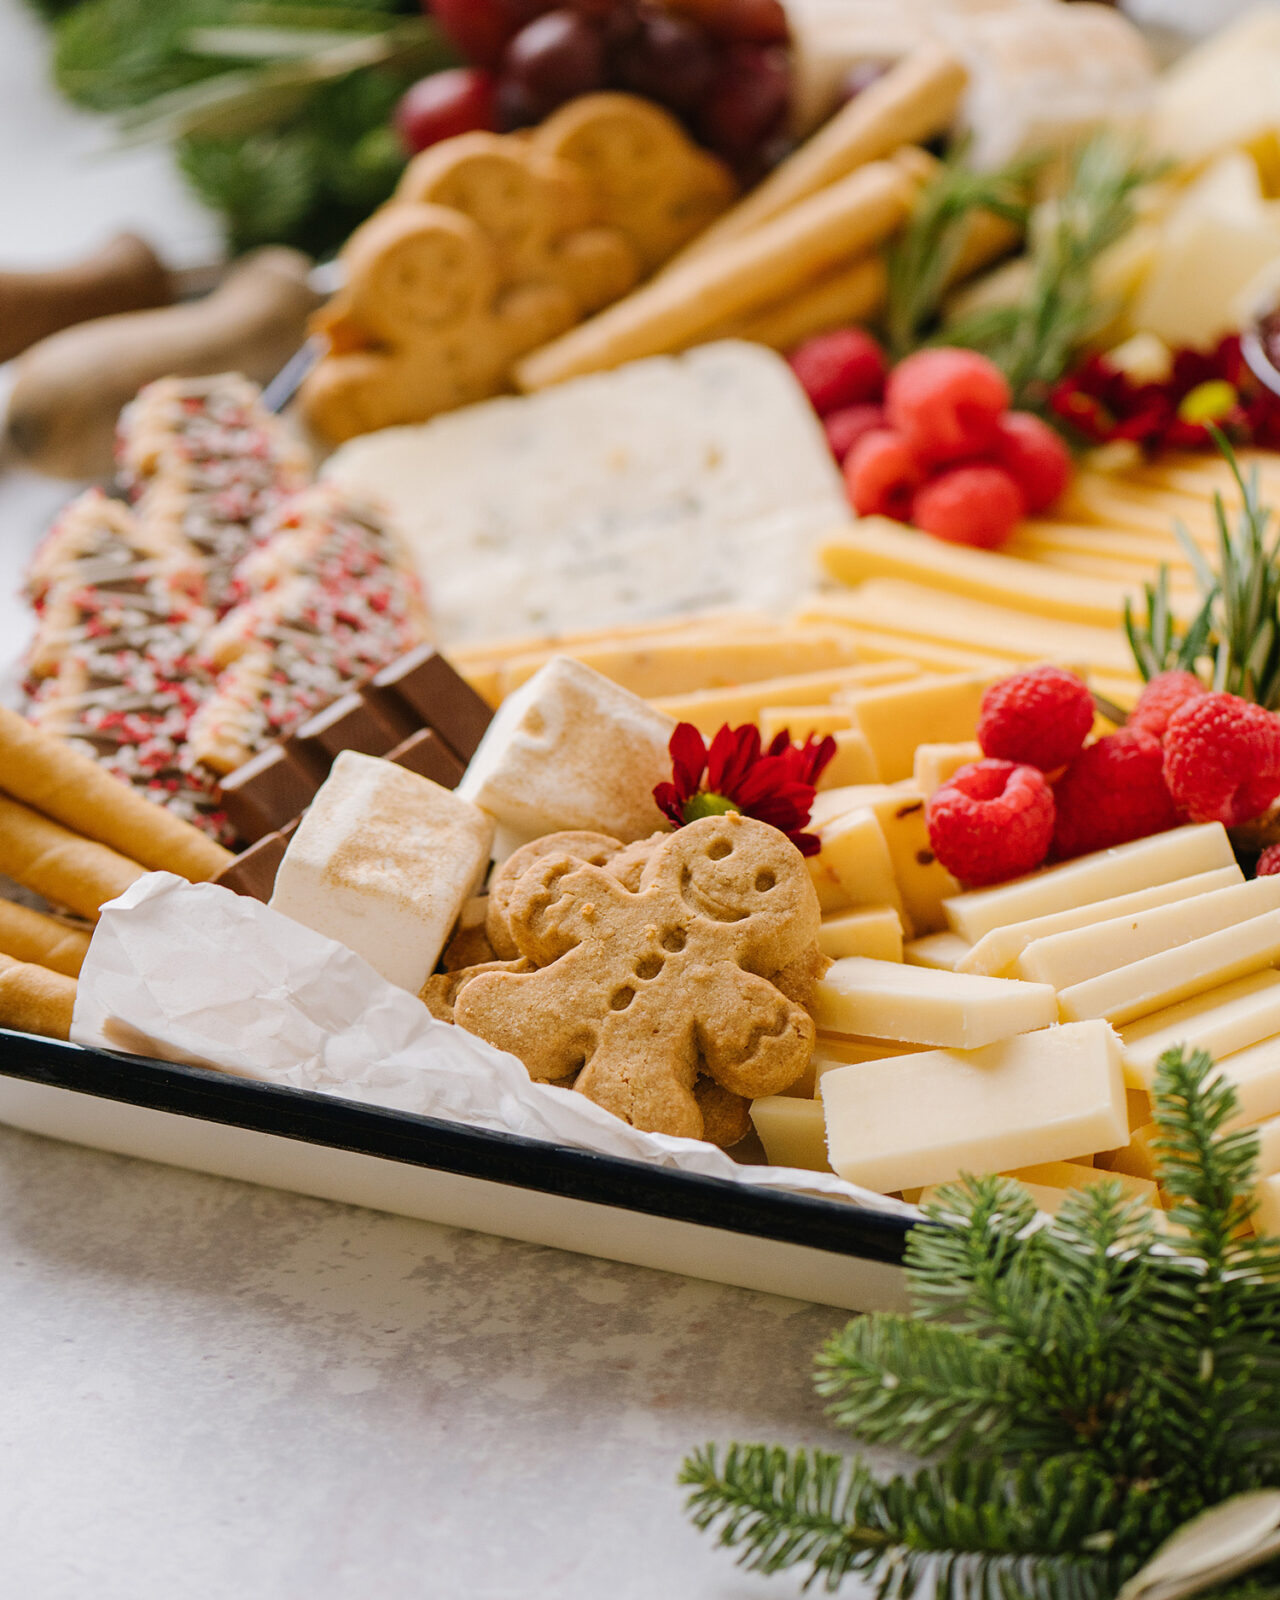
top-left (321, 341), bottom-right (851, 643)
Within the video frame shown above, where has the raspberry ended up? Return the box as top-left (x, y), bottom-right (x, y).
top-left (885, 347), bottom-right (1011, 463)
top-left (843, 429), bottom-right (922, 521)
top-left (789, 328), bottom-right (887, 417)
top-left (1163, 692), bottom-right (1280, 826)
top-left (925, 759), bottom-right (1055, 886)
top-left (978, 665), bottom-right (1094, 772)
top-left (910, 462), bottom-right (1025, 549)
top-left (1129, 670), bottom-right (1206, 741)
top-left (1053, 727), bottom-right (1180, 859)
top-left (1258, 844), bottom-right (1280, 876)
top-left (991, 412), bottom-right (1072, 512)
top-left (824, 403), bottom-right (886, 463)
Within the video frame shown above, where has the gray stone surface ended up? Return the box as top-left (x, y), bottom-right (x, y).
top-left (0, 1123), bottom-right (882, 1600)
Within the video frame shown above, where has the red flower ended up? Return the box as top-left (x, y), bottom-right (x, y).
top-left (1049, 335), bottom-right (1280, 455)
top-left (653, 723), bottom-right (836, 856)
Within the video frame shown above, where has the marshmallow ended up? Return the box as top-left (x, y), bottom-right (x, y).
top-left (270, 751), bottom-right (494, 991)
top-left (457, 656), bottom-right (675, 843)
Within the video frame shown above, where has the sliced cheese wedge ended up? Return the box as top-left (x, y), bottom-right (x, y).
top-left (810, 808), bottom-right (904, 921)
top-left (943, 824), bottom-right (1235, 942)
top-left (814, 783), bottom-right (958, 936)
top-left (818, 905), bottom-right (903, 962)
top-left (750, 1095), bottom-right (830, 1171)
top-left (959, 865), bottom-right (1243, 977)
top-left (1017, 875), bottom-right (1280, 990)
top-left (841, 671), bottom-right (993, 783)
top-left (813, 956), bottom-right (1057, 1049)
top-left (1056, 909), bottom-right (1280, 1027)
top-left (914, 740), bottom-right (981, 795)
top-left (904, 931), bottom-right (971, 971)
top-left (820, 1020), bottom-right (1128, 1192)
top-left (1215, 1035), bottom-right (1280, 1127)
top-left (1119, 969), bottom-right (1280, 1090)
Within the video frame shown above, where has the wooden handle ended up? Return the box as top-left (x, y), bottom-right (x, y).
top-left (0, 233), bottom-right (173, 364)
top-left (5, 248), bottom-right (323, 480)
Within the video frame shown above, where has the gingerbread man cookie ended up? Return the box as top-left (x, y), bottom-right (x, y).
top-left (452, 812), bottom-right (822, 1139)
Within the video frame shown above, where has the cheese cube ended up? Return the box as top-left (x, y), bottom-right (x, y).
top-left (750, 1095), bottom-right (831, 1171)
top-left (821, 1021), bottom-right (1128, 1192)
top-left (904, 931), bottom-right (971, 971)
top-left (458, 656), bottom-right (674, 842)
top-left (843, 673), bottom-right (992, 783)
top-left (270, 752), bottom-right (494, 992)
top-left (1214, 1035), bottom-right (1280, 1127)
top-left (812, 957), bottom-right (1057, 1049)
top-left (1057, 910), bottom-right (1280, 1027)
top-left (818, 906), bottom-right (903, 962)
top-left (1098, 1123), bottom-right (1161, 1183)
top-left (808, 854), bottom-right (853, 914)
top-left (1017, 875), bottom-right (1280, 990)
top-left (816, 728), bottom-right (881, 789)
top-left (914, 741), bottom-right (982, 795)
top-left (943, 824), bottom-right (1235, 942)
top-left (1119, 969), bottom-right (1280, 1090)
top-left (815, 783), bottom-right (959, 936)
top-left (811, 809), bottom-right (905, 921)
top-left (959, 865), bottom-right (1243, 977)
top-left (757, 705), bottom-right (853, 743)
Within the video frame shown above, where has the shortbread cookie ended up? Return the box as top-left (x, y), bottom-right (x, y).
top-left (452, 813), bottom-right (822, 1139)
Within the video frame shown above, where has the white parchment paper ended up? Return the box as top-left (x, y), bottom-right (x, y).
top-left (71, 874), bottom-right (916, 1217)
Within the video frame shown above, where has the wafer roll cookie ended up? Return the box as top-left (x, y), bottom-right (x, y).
top-left (0, 952), bottom-right (76, 1040)
top-left (671, 44), bottom-right (967, 263)
top-left (516, 159), bottom-right (916, 390)
top-left (729, 256), bottom-right (887, 350)
top-left (0, 705), bottom-right (232, 881)
top-left (0, 899), bottom-right (91, 978)
top-left (0, 795), bottom-right (144, 921)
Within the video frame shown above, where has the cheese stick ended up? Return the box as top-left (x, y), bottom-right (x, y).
top-left (729, 256), bottom-right (887, 352)
top-left (516, 157), bottom-right (917, 390)
top-left (671, 43), bottom-right (967, 263)
top-left (0, 795), bottom-right (144, 921)
top-left (0, 952), bottom-right (76, 1040)
top-left (0, 704), bottom-right (231, 881)
top-left (0, 898), bottom-right (91, 978)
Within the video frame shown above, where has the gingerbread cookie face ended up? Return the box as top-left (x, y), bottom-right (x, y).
top-left (452, 812), bottom-right (820, 1139)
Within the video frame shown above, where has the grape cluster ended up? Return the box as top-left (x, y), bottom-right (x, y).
top-left (395, 0), bottom-right (792, 174)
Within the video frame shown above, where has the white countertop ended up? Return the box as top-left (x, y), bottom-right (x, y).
top-left (0, 7), bottom-right (877, 1594)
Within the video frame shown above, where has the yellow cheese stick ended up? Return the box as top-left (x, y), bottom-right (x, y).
top-left (0, 952), bottom-right (76, 1040)
top-left (0, 794), bottom-right (144, 921)
top-left (790, 607), bottom-right (1014, 676)
top-left (1010, 518), bottom-right (1182, 567)
top-left (652, 661), bottom-right (918, 732)
top-left (818, 519), bottom-right (1176, 628)
top-left (0, 704), bottom-right (230, 881)
top-left (0, 898), bottom-right (90, 978)
top-left (727, 255), bottom-right (887, 351)
top-left (673, 43), bottom-right (967, 262)
top-left (517, 157), bottom-right (917, 390)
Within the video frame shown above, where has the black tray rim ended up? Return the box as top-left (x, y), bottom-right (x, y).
top-left (0, 1027), bottom-right (912, 1269)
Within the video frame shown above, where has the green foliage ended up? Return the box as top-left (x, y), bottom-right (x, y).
top-left (682, 1047), bottom-right (1280, 1598)
top-left (1124, 432), bottom-right (1280, 708)
top-left (944, 135), bottom-right (1154, 409)
top-left (46, 0), bottom-right (448, 255)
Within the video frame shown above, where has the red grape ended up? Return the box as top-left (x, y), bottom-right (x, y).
top-left (617, 11), bottom-right (718, 113)
top-left (701, 43), bottom-right (789, 162)
top-left (503, 9), bottom-right (607, 116)
top-left (394, 68), bottom-right (499, 153)
top-left (668, 0), bottom-right (788, 44)
top-left (428, 0), bottom-right (515, 68)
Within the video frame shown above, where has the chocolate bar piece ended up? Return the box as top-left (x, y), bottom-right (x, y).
top-left (217, 645), bottom-right (491, 846)
top-left (212, 819), bottom-right (299, 902)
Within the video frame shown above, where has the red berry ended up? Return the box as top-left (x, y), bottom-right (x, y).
top-left (1258, 843), bottom-right (1280, 876)
top-left (504, 9), bottom-right (607, 116)
top-left (789, 327), bottom-right (887, 417)
top-left (701, 43), bottom-right (789, 162)
top-left (1163, 692), bottom-right (1280, 827)
top-left (926, 759), bottom-right (1055, 887)
top-left (394, 68), bottom-right (499, 154)
top-left (978, 665), bottom-right (1094, 773)
top-left (429, 0), bottom-right (520, 67)
top-left (992, 412), bottom-right (1072, 513)
top-left (886, 347), bottom-right (1012, 463)
top-left (843, 429), bottom-right (922, 522)
top-left (1129, 670), bottom-right (1206, 742)
top-left (823, 403), bottom-right (886, 463)
top-left (911, 462), bottom-right (1024, 549)
top-left (1053, 728), bottom-right (1180, 859)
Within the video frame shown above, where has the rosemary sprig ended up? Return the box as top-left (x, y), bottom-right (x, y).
top-left (944, 134), bottom-right (1154, 408)
top-left (883, 144), bottom-right (1039, 360)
